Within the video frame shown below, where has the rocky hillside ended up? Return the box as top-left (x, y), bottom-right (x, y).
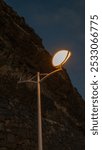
top-left (0, 0), bottom-right (85, 150)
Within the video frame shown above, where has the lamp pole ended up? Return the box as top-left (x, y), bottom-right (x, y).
top-left (37, 68), bottom-right (62, 150)
top-left (37, 72), bottom-right (43, 150)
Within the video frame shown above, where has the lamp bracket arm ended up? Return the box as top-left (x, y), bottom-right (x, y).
top-left (17, 80), bottom-right (37, 84)
top-left (40, 67), bottom-right (62, 83)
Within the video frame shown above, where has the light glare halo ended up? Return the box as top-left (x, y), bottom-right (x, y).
top-left (52, 50), bottom-right (71, 67)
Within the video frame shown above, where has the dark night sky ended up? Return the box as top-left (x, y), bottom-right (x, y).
top-left (5, 0), bottom-right (85, 98)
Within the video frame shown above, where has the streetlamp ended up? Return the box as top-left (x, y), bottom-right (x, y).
top-left (18, 49), bottom-right (71, 150)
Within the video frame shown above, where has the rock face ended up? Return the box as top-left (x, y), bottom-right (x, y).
top-left (0, 0), bottom-right (85, 150)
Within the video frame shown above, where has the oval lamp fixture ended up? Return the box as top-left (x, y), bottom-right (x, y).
top-left (52, 50), bottom-right (71, 67)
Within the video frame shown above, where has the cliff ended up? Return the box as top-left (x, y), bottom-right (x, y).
top-left (0, 0), bottom-right (85, 150)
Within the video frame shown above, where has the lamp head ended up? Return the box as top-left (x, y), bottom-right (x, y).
top-left (52, 49), bottom-right (71, 68)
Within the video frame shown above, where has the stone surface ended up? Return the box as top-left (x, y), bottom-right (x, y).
top-left (0, 0), bottom-right (85, 150)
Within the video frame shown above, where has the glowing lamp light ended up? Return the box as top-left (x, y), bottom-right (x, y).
top-left (52, 50), bottom-right (71, 67)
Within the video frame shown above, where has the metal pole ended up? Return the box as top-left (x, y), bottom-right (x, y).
top-left (37, 72), bottom-right (43, 150)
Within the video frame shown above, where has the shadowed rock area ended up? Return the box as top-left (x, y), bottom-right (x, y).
top-left (0, 0), bottom-right (85, 150)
